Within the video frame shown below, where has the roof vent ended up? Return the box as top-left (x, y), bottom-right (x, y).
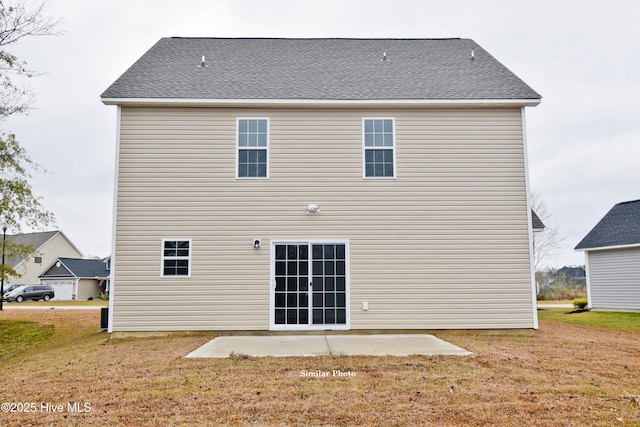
top-left (199, 55), bottom-right (208, 68)
top-left (381, 52), bottom-right (389, 62)
top-left (469, 50), bottom-right (476, 62)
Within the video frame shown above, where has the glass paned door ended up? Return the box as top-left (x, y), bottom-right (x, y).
top-left (311, 244), bottom-right (347, 325)
top-left (272, 242), bottom-right (348, 329)
top-left (274, 244), bottom-right (309, 325)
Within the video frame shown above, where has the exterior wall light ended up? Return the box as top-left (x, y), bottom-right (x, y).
top-left (306, 204), bottom-right (320, 214)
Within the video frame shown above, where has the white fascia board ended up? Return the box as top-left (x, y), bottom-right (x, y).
top-left (576, 243), bottom-right (640, 252)
top-left (101, 97), bottom-right (541, 108)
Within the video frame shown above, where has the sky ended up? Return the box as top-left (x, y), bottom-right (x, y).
top-left (3, 0), bottom-right (639, 268)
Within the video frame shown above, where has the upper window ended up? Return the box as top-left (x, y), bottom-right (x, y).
top-left (363, 118), bottom-right (395, 178)
top-left (237, 118), bottom-right (269, 178)
top-left (162, 239), bottom-right (191, 277)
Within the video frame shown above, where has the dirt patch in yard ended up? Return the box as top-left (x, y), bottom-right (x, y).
top-left (1, 309), bottom-right (639, 426)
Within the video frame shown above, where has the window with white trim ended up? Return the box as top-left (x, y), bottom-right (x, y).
top-left (237, 118), bottom-right (269, 178)
top-left (162, 239), bottom-right (191, 277)
top-left (363, 118), bottom-right (395, 178)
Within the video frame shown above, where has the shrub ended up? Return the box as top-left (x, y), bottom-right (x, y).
top-left (99, 292), bottom-right (109, 301)
top-left (572, 298), bottom-right (588, 310)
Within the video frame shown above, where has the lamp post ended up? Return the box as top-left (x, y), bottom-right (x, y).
top-left (1, 226), bottom-right (6, 311)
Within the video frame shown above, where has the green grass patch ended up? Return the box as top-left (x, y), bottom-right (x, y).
top-left (538, 308), bottom-right (640, 332)
top-left (0, 320), bottom-right (55, 360)
top-left (8, 300), bottom-right (108, 307)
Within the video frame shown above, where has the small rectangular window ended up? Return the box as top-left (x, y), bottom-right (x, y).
top-left (34, 256), bottom-right (43, 264)
top-left (162, 239), bottom-right (191, 277)
top-left (363, 118), bottom-right (395, 178)
top-left (237, 118), bottom-right (269, 178)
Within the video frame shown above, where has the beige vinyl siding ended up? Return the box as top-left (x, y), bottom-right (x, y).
top-left (586, 247), bottom-right (640, 311)
top-left (112, 106), bottom-right (535, 331)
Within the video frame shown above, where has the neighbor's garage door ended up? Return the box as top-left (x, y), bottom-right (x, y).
top-left (46, 281), bottom-right (75, 300)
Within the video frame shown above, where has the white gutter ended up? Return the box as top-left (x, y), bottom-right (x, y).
top-left (107, 106), bottom-right (121, 333)
top-left (575, 242), bottom-right (640, 252)
top-left (101, 97), bottom-right (541, 108)
top-left (521, 106), bottom-right (538, 330)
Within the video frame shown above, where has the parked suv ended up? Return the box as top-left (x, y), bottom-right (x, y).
top-left (2, 284), bottom-right (23, 295)
top-left (3, 285), bottom-right (55, 302)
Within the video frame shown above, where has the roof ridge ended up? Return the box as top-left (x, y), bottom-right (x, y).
top-left (616, 199), bottom-right (640, 205)
top-left (168, 37), bottom-right (463, 41)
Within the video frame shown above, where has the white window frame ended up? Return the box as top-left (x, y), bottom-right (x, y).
top-left (236, 118), bottom-right (269, 179)
top-left (362, 117), bottom-right (396, 179)
top-left (161, 238), bottom-right (192, 278)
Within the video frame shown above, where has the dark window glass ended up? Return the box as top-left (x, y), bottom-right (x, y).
top-left (324, 261), bottom-right (334, 275)
top-left (336, 309), bottom-right (346, 324)
top-left (336, 277), bottom-right (346, 291)
top-left (287, 277), bottom-right (297, 291)
top-left (275, 293), bottom-right (285, 307)
top-left (275, 245), bottom-right (286, 260)
top-left (299, 261), bottom-right (308, 276)
top-left (299, 293), bottom-right (308, 308)
top-left (287, 293), bottom-right (298, 308)
top-left (313, 309), bottom-right (323, 324)
top-left (163, 259), bottom-right (189, 276)
top-left (336, 261), bottom-right (345, 275)
top-left (312, 245), bottom-right (323, 259)
top-left (313, 293), bottom-right (323, 307)
top-left (324, 245), bottom-right (334, 259)
top-left (313, 277), bottom-right (323, 291)
top-left (287, 309), bottom-right (297, 324)
top-left (299, 245), bottom-right (308, 259)
top-left (287, 245), bottom-right (298, 260)
top-left (325, 277), bottom-right (334, 291)
top-left (275, 261), bottom-right (286, 276)
top-left (287, 261), bottom-right (297, 275)
top-left (275, 309), bottom-right (285, 324)
top-left (325, 309), bottom-right (335, 324)
top-left (238, 149), bottom-right (267, 178)
top-left (299, 309), bottom-right (308, 324)
top-left (325, 293), bottom-right (335, 308)
top-left (299, 278), bottom-right (308, 291)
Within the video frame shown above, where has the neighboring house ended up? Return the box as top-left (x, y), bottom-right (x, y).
top-left (4, 231), bottom-right (83, 287)
top-left (101, 38), bottom-right (542, 332)
top-left (531, 210), bottom-right (545, 233)
top-left (575, 199), bottom-right (640, 311)
top-left (39, 257), bottom-right (110, 300)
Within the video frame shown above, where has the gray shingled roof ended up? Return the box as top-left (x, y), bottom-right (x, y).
top-left (101, 38), bottom-right (541, 101)
top-left (5, 231), bottom-right (60, 267)
top-left (40, 258), bottom-right (110, 279)
top-left (531, 210), bottom-right (545, 230)
top-left (575, 199), bottom-right (640, 250)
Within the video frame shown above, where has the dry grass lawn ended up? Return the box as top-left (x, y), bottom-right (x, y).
top-left (1, 309), bottom-right (639, 426)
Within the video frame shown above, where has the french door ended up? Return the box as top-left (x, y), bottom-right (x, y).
top-left (270, 241), bottom-right (349, 330)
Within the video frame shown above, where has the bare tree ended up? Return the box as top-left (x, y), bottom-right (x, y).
top-left (530, 192), bottom-right (563, 271)
top-left (1, 0), bottom-right (61, 118)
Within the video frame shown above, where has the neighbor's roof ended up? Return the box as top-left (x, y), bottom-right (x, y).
top-left (5, 231), bottom-right (78, 267)
top-left (575, 199), bottom-right (640, 250)
top-left (101, 38), bottom-right (541, 104)
top-left (531, 210), bottom-right (545, 230)
top-left (39, 257), bottom-right (110, 279)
